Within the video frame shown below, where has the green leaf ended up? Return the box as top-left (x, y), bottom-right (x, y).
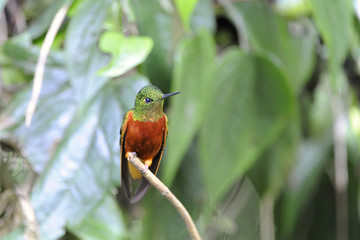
top-left (1, 33), bottom-right (64, 75)
top-left (162, 30), bottom-right (216, 185)
top-left (279, 134), bottom-right (332, 238)
top-left (308, 76), bottom-right (334, 137)
top-left (29, 75), bottom-right (148, 239)
top-left (232, 2), bottom-right (317, 93)
top-left (207, 178), bottom-right (261, 239)
top-left (0, 0), bottom-right (7, 12)
top-left (248, 117), bottom-right (300, 198)
top-left (140, 193), bottom-right (188, 240)
top-left (1, 64), bottom-right (72, 173)
top-left (64, 0), bottom-right (111, 104)
top-left (174, 0), bottom-right (199, 31)
top-left (1, 64), bottom-right (29, 85)
top-left (309, 0), bottom-right (352, 90)
top-left (68, 195), bottom-right (128, 240)
top-left (190, 0), bottom-right (216, 33)
top-left (0, 227), bottom-right (25, 240)
top-left (132, 0), bottom-right (183, 91)
top-left (199, 49), bottom-right (295, 205)
top-left (0, 74), bottom-right (148, 239)
top-left (27, 0), bottom-right (69, 39)
top-left (98, 31), bottom-right (154, 77)
top-left (274, 0), bottom-right (311, 17)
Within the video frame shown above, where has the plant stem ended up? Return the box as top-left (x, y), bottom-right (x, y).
top-left (331, 95), bottom-right (348, 240)
top-left (260, 195), bottom-right (275, 240)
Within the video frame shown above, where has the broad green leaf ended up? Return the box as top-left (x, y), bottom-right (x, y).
top-left (308, 76), bottom-right (334, 137)
top-left (0, 61), bottom-right (28, 86)
top-left (27, 0), bottom-right (69, 39)
top-left (0, 0), bottom-right (7, 12)
top-left (138, 143), bottom-right (204, 240)
top-left (3, 80), bottom-right (75, 173)
top-left (190, 0), bottom-right (216, 33)
top-left (279, 134), bottom-right (332, 238)
top-left (132, 0), bottom-right (183, 91)
top-left (140, 193), bottom-right (188, 240)
top-left (68, 195), bottom-right (128, 240)
top-left (28, 76), bottom-right (147, 239)
top-left (1, 70), bottom-right (148, 239)
top-left (275, 0), bottom-right (311, 17)
top-left (207, 178), bottom-right (261, 239)
top-left (3, 74), bottom-right (144, 239)
top-left (199, 49), bottom-right (295, 205)
top-left (64, 0), bottom-right (110, 104)
top-left (1, 33), bottom-right (64, 75)
top-left (0, 227), bottom-right (24, 240)
top-left (29, 75), bottom-right (148, 239)
top-left (163, 30), bottom-right (216, 185)
top-left (174, 0), bottom-right (198, 31)
top-left (23, 0), bottom-right (63, 18)
top-left (248, 114), bottom-right (300, 198)
top-left (232, 2), bottom-right (317, 93)
top-left (98, 31), bottom-right (154, 77)
top-left (0, 59), bottom-right (71, 173)
top-left (350, 106), bottom-right (360, 142)
top-left (309, 0), bottom-right (352, 90)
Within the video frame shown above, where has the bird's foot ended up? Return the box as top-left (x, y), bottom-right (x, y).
top-left (128, 152), bottom-right (137, 160)
top-left (142, 164), bottom-right (148, 174)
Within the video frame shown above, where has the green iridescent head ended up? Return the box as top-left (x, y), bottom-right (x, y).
top-left (133, 85), bottom-right (180, 121)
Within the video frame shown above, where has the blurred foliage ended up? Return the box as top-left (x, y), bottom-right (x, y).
top-left (0, 0), bottom-right (360, 239)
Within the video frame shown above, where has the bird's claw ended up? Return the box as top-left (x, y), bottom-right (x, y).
top-left (142, 164), bottom-right (148, 174)
top-left (128, 152), bottom-right (137, 160)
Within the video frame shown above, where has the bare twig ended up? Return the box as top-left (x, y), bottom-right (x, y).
top-left (16, 188), bottom-right (39, 240)
top-left (127, 153), bottom-right (201, 240)
top-left (260, 195), bottom-right (275, 240)
top-left (331, 95), bottom-right (348, 240)
top-left (25, 2), bottom-right (70, 127)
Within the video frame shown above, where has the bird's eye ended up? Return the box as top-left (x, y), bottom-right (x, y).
top-left (144, 98), bottom-right (153, 103)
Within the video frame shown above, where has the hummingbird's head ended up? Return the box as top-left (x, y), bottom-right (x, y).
top-left (133, 85), bottom-right (180, 121)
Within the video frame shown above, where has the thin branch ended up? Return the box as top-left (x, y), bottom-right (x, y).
top-left (331, 94), bottom-right (349, 240)
top-left (260, 195), bottom-right (275, 240)
top-left (25, 2), bottom-right (70, 127)
top-left (16, 187), bottom-right (39, 240)
top-left (127, 153), bottom-right (201, 240)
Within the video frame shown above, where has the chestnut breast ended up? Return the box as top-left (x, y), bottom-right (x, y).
top-left (125, 112), bottom-right (167, 160)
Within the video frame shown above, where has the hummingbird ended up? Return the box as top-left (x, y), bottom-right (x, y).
top-left (120, 85), bottom-right (180, 203)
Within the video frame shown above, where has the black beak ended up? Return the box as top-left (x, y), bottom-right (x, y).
top-left (160, 91), bottom-right (181, 100)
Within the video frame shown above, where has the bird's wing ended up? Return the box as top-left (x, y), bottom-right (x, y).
top-left (120, 110), bottom-right (132, 201)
